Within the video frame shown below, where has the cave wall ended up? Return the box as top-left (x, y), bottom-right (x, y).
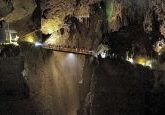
top-left (0, 0), bottom-right (165, 115)
top-left (0, 56), bottom-right (27, 99)
top-left (0, 0), bottom-right (40, 37)
top-left (0, 46), bottom-right (86, 115)
top-left (0, 56), bottom-right (32, 114)
top-left (0, 0), bottom-right (13, 18)
top-left (79, 59), bottom-right (165, 115)
top-left (0, 0), bottom-right (164, 45)
top-left (40, 0), bottom-right (107, 50)
top-left (39, 0), bottom-right (165, 56)
top-left (0, 49), bottom-right (165, 115)
top-left (106, 0), bottom-right (165, 36)
top-left (21, 47), bottom-right (86, 115)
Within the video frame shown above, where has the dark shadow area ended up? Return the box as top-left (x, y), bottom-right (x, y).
top-left (79, 58), bottom-right (165, 115)
top-left (0, 57), bottom-right (40, 115)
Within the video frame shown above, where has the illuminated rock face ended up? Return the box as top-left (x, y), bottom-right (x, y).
top-left (0, 0), bottom-right (164, 48)
top-left (0, 1), bottom-right (165, 115)
top-left (106, 0), bottom-right (147, 32)
top-left (41, 0), bottom-right (107, 49)
top-left (41, 0), bottom-right (75, 20)
top-left (0, 0), bottom-right (40, 36)
top-left (3, 0), bottom-right (37, 22)
top-left (40, 0), bottom-right (102, 19)
top-left (0, 0), bottom-right (13, 18)
top-left (0, 0), bottom-right (164, 39)
top-left (106, 0), bottom-right (165, 37)
top-left (144, 0), bottom-right (165, 37)
top-left (39, 0), bottom-right (165, 52)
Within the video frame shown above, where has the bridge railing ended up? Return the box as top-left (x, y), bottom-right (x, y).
top-left (42, 44), bottom-right (95, 55)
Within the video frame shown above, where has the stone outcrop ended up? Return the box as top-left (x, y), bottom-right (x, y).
top-left (0, 1), bottom-right (165, 115)
top-left (79, 59), bottom-right (165, 115)
top-left (41, 0), bottom-right (107, 50)
top-left (106, 0), bottom-right (165, 37)
top-left (0, 0), bottom-right (164, 51)
top-left (0, 0), bottom-right (40, 36)
top-left (0, 0), bottom-right (13, 19)
top-left (0, 56), bottom-right (27, 100)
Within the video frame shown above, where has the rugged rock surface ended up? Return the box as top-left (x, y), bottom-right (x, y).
top-left (0, 52), bottom-right (165, 115)
top-left (40, 0), bottom-right (102, 20)
top-left (106, 0), bottom-right (165, 36)
top-left (0, 1), bottom-right (165, 115)
top-left (79, 59), bottom-right (165, 115)
top-left (0, 0), bottom-right (164, 39)
top-left (21, 47), bottom-right (85, 115)
top-left (0, 57), bottom-right (26, 100)
top-left (0, 0), bottom-right (164, 51)
top-left (0, 0), bottom-right (40, 36)
top-left (0, 46), bottom-right (86, 115)
top-left (0, 0), bottom-right (13, 18)
top-left (39, 0), bottom-right (165, 54)
top-left (41, 0), bottom-right (107, 50)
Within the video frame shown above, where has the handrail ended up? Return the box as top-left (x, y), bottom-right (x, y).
top-left (42, 44), bottom-right (95, 55)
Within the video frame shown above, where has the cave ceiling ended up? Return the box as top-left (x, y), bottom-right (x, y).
top-left (0, 0), bottom-right (102, 36)
top-left (0, 0), bottom-right (164, 36)
top-left (0, 0), bottom-right (165, 52)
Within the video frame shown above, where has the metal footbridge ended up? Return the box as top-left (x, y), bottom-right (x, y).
top-left (42, 44), bottom-right (95, 56)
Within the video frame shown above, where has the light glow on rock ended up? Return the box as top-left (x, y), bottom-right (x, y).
top-left (45, 31), bottom-right (60, 45)
top-left (134, 56), bottom-right (153, 68)
top-left (22, 33), bottom-right (36, 43)
top-left (153, 39), bottom-right (165, 54)
top-left (41, 19), bottom-right (61, 34)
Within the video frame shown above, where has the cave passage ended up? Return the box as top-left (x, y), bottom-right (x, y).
top-left (0, 0), bottom-right (165, 115)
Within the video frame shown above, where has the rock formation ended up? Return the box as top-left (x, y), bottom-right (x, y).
top-left (0, 0), bottom-right (165, 115)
